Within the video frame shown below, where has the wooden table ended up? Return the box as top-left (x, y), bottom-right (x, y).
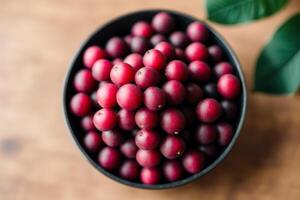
top-left (1, 0), bottom-right (299, 199)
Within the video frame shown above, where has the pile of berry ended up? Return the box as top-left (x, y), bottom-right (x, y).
top-left (69, 12), bottom-right (241, 185)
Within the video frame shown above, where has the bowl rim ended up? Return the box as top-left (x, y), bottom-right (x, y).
top-left (62, 8), bottom-right (248, 190)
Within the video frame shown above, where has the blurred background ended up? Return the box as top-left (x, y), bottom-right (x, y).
top-left (0, 0), bottom-right (299, 199)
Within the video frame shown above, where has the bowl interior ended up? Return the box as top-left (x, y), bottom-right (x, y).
top-left (63, 9), bottom-right (247, 189)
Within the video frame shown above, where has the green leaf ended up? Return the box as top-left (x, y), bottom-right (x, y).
top-left (254, 13), bottom-right (300, 94)
top-left (206, 0), bottom-right (288, 25)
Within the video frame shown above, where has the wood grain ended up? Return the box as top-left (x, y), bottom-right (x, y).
top-left (0, 0), bottom-right (299, 199)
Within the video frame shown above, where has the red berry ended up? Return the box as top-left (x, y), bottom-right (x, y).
top-left (81, 115), bottom-right (95, 131)
top-left (73, 69), bottom-right (96, 93)
top-left (163, 160), bottom-right (184, 181)
top-left (130, 36), bottom-right (150, 54)
top-left (165, 60), bottom-right (188, 81)
top-left (186, 22), bottom-right (209, 42)
top-left (96, 83), bottom-right (118, 108)
top-left (102, 129), bottom-right (124, 147)
top-left (132, 21), bottom-right (153, 38)
top-left (135, 130), bottom-right (160, 150)
top-left (208, 45), bottom-right (223, 63)
top-left (188, 60), bottom-right (211, 82)
top-left (170, 31), bottom-right (189, 48)
top-left (199, 144), bottom-right (218, 158)
top-left (221, 100), bottom-right (238, 121)
top-left (217, 122), bottom-right (233, 146)
top-left (70, 93), bottom-right (92, 117)
top-left (116, 84), bottom-right (143, 111)
top-left (150, 34), bottom-right (167, 46)
top-left (93, 108), bottom-right (117, 131)
top-left (155, 42), bottom-right (175, 60)
top-left (186, 83), bottom-right (203, 104)
top-left (196, 98), bottom-right (221, 123)
top-left (124, 53), bottom-right (144, 72)
top-left (214, 62), bottom-right (233, 78)
top-left (143, 49), bottom-right (166, 70)
top-left (162, 80), bottom-right (186, 105)
top-left (160, 135), bottom-right (185, 159)
top-left (83, 46), bottom-right (106, 68)
top-left (98, 147), bottom-right (121, 171)
top-left (112, 58), bottom-right (123, 65)
top-left (84, 131), bottom-right (102, 152)
top-left (152, 12), bottom-right (175, 34)
top-left (144, 87), bottom-right (166, 111)
top-left (136, 149), bottom-right (161, 168)
top-left (135, 67), bottom-right (160, 89)
top-left (110, 62), bottom-right (134, 86)
top-left (119, 160), bottom-right (140, 180)
top-left (91, 59), bottom-right (113, 81)
top-left (182, 150), bottom-right (205, 174)
top-left (118, 109), bottom-right (136, 131)
top-left (217, 74), bottom-right (241, 99)
top-left (185, 42), bottom-right (208, 62)
top-left (161, 108), bottom-right (186, 134)
top-left (140, 167), bottom-right (161, 184)
top-left (105, 37), bottom-right (128, 58)
top-left (135, 108), bottom-right (159, 130)
top-left (120, 138), bottom-right (139, 159)
top-left (195, 124), bottom-right (217, 144)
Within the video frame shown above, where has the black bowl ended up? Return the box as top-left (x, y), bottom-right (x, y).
top-left (63, 9), bottom-right (247, 189)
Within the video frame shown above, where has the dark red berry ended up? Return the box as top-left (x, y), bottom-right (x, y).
top-left (155, 42), bottom-right (175, 60)
top-left (91, 59), bottom-right (113, 81)
top-left (73, 69), bottom-right (96, 93)
top-left (170, 31), bottom-right (189, 48)
top-left (144, 87), bottom-right (166, 111)
top-left (221, 100), bottom-right (238, 121)
top-left (150, 34), bottom-right (167, 46)
top-left (118, 109), bottom-right (136, 131)
top-left (143, 49), bottom-right (166, 70)
top-left (188, 60), bottom-right (211, 83)
top-left (93, 108), bottom-right (117, 131)
top-left (81, 115), bottom-right (95, 131)
top-left (160, 135), bottom-right (185, 159)
top-left (196, 98), bottom-right (221, 123)
top-left (217, 74), bottom-right (241, 99)
top-left (130, 36), bottom-right (150, 54)
top-left (105, 37), bottom-right (128, 58)
top-left (119, 160), bottom-right (140, 180)
top-left (204, 83), bottom-right (220, 99)
top-left (199, 144), bottom-right (218, 158)
top-left (195, 124), bottom-right (217, 144)
top-left (185, 42), bottom-right (208, 62)
top-left (175, 48), bottom-right (185, 61)
top-left (208, 45), bottom-right (223, 63)
top-left (98, 147), bottom-right (121, 171)
top-left (110, 62), bottom-right (134, 86)
top-left (102, 129), bottom-right (124, 147)
top-left (135, 108), bottom-right (159, 130)
top-left (152, 12), bottom-right (175, 34)
top-left (140, 167), bottom-right (161, 184)
top-left (124, 53), bottom-right (144, 72)
top-left (182, 150), bottom-right (205, 174)
top-left (186, 22), bottom-right (209, 42)
top-left (214, 62), bottom-right (233, 78)
top-left (120, 138), bottom-right (138, 159)
top-left (165, 60), bottom-right (188, 81)
top-left (217, 122), bottom-right (233, 146)
top-left (70, 93), bottom-right (92, 117)
top-left (84, 131), bottom-right (102, 152)
top-left (135, 130), bottom-right (160, 150)
top-left (135, 67), bottom-right (160, 89)
top-left (161, 108), bottom-right (185, 134)
top-left (83, 46), bottom-right (106, 68)
top-left (96, 83), bottom-right (118, 108)
top-left (136, 149), bottom-right (161, 168)
top-left (163, 160), bottom-right (184, 181)
top-left (116, 84), bottom-right (143, 111)
top-left (186, 83), bottom-right (203, 104)
top-left (132, 21), bottom-right (153, 38)
top-left (162, 80), bottom-right (186, 105)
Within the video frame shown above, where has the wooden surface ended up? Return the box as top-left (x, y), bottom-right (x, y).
top-left (1, 0), bottom-right (300, 199)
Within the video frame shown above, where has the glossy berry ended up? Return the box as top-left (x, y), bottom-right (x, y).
top-left (144, 87), bottom-right (166, 111)
top-left (124, 53), bottom-right (144, 72)
top-left (186, 22), bottom-right (209, 42)
top-left (98, 147), bottom-right (121, 171)
top-left (83, 46), bottom-right (106, 68)
top-left (195, 124), bottom-right (217, 144)
top-left (221, 100), bottom-right (238, 121)
top-left (152, 12), bottom-right (175, 34)
top-left (186, 83), bottom-right (203, 104)
top-left (105, 37), bottom-right (128, 58)
top-left (160, 135), bottom-right (186, 159)
top-left (143, 49), bottom-right (166, 70)
top-left (165, 60), bottom-right (188, 81)
top-left (199, 144), bottom-right (218, 158)
top-left (116, 84), bottom-right (143, 111)
top-left (118, 109), bottom-right (136, 131)
top-left (169, 31), bottom-right (189, 48)
top-left (208, 45), bottom-right (223, 63)
top-left (140, 167), bottom-right (161, 185)
top-left (96, 83), bottom-right (118, 108)
top-left (136, 149), bottom-right (161, 168)
top-left (70, 93), bottom-right (92, 117)
top-left (135, 130), bottom-right (160, 150)
top-left (110, 62), bottom-right (134, 86)
top-left (81, 115), bottom-right (95, 131)
top-left (188, 60), bottom-right (211, 83)
top-left (163, 160), bottom-right (184, 181)
top-left (161, 108), bottom-right (185, 134)
top-left (217, 74), bottom-right (241, 99)
top-left (120, 138), bottom-right (138, 159)
top-left (93, 108), bottom-right (117, 131)
top-left (135, 108), bottom-right (159, 130)
top-left (91, 59), bottom-right (113, 81)
top-left (162, 80), bottom-right (186, 105)
top-left (130, 36), bottom-right (150, 54)
top-left (132, 21), bottom-right (153, 38)
top-left (182, 150), bottom-right (205, 174)
top-left (135, 67), bottom-right (160, 89)
top-left (102, 129), bottom-right (124, 147)
top-left (150, 34), bottom-right (167, 46)
top-left (119, 160), bottom-right (140, 180)
top-left (196, 98), bottom-right (221, 123)
top-left (214, 62), bottom-right (233, 78)
top-left (217, 122), bottom-right (233, 146)
top-left (155, 42), bottom-right (175, 60)
top-left (204, 83), bottom-right (220, 99)
top-left (73, 69), bottom-right (96, 93)
top-left (84, 131), bottom-right (102, 152)
top-left (185, 42), bottom-right (208, 62)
